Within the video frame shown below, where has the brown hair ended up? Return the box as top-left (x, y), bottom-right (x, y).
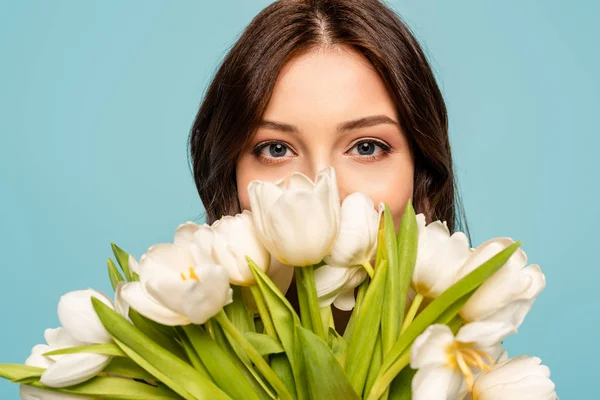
top-left (189, 0), bottom-right (468, 234)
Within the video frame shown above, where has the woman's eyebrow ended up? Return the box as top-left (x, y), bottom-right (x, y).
top-left (259, 115), bottom-right (400, 134)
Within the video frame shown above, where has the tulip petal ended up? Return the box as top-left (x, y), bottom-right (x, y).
top-left (332, 288), bottom-right (357, 311)
top-left (412, 365), bottom-right (463, 400)
top-left (40, 353), bottom-right (111, 388)
top-left (455, 321), bottom-right (512, 348)
top-left (268, 190), bottom-right (333, 266)
top-left (143, 243), bottom-right (196, 275)
top-left (473, 356), bottom-right (556, 400)
top-left (325, 192), bottom-right (379, 267)
top-left (44, 328), bottom-right (83, 349)
top-left (119, 282), bottom-right (190, 326)
top-left (114, 282), bottom-right (130, 319)
top-left (25, 344), bottom-right (54, 368)
top-left (410, 324), bottom-right (455, 369)
top-left (57, 290), bottom-right (113, 344)
top-left (174, 221), bottom-right (200, 247)
top-left (180, 266), bottom-right (233, 324)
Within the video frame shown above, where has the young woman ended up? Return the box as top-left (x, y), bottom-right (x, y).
top-left (188, 0), bottom-right (467, 328)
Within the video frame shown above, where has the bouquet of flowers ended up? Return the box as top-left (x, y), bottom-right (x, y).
top-left (0, 167), bottom-right (556, 399)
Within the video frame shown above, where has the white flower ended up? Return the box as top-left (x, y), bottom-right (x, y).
top-left (194, 210), bottom-right (270, 286)
top-left (459, 238), bottom-right (546, 333)
top-left (472, 355), bottom-right (557, 400)
top-left (324, 192), bottom-right (381, 268)
top-left (248, 166), bottom-right (341, 266)
top-left (24, 289), bottom-right (118, 389)
top-left (410, 322), bottom-right (513, 399)
top-left (119, 243), bottom-right (233, 326)
top-left (21, 329), bottom-right (96, 397)
top-left (314, 265), bottom-right (367, 310)
top-left (313, 192), bottom-right (380, 310)
top-left (411, 214), bottom-right (472, 299)
top-left (57, 290), bottom-right (114, 344)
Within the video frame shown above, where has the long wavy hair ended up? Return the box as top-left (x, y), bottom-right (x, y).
top-left (188, 0), bottom-right (468, 235)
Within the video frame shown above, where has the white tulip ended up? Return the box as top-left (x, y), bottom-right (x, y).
top-left (410, 322), bottom-right (513, 399)
top-left (472, 355), bottom-right (557, 400)
top-left (194, 210), bottom-right (270, 286)
top-left (26, 327), bottom-right (111, 388)
top-left (314, 264), bottom-right (367, 310)
top-left (248, 166), bottom-right (341, 266)
top-left (412, 214), bottom-right (472, 299)
top-left (119, 243), bottom-right (233, 326)
top-left (324, 192), bottom-right (381, 269)
top-left (57, 289), bottom-right (114, 344)
top-left (458, 238), bottom-right (546, 333)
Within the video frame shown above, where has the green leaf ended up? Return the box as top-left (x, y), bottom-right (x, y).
top-left (111, 242), bottom-right (132, 281)
top-left (376, 242), bottom-right (522, 391)
top-left (103, 357), bottom-right (156, 381)
top-left (270, 354), bottom-right (296, 400)
top-left (0, 364), bottom-right (44, 382)
top-left (92, 298), bottom-right (231, 400)
top-left (128, 308), bottom-right (187, 360)
top-left (328, 328), bottom-right (348, 368)
top-left (29, 376), bottom-right (180, 399)
top-left (381, 204), bottom-right (400, 354)
top-left (343, 277), bottom-right (369, 342)
top-left (245, 332), bottom-right (284, 356)
top-left (183, 324), bottom-right (261, 400)
top-left (247, 257), bottom-right (307, 400)
top-left (208, 321), bottom-right (275, 400)
top-left (108, 258), bottom-right (125, 291)
top-left (364, 332), bottom-right (383, 396)
top-left (345, 259), bottom-right (389, 395)
top-left (43, 343), bottom-right (126, 358)
top-left (297, 326), bottom-right (359, 400)
top-left (394, 200), bottom-right (418, 334)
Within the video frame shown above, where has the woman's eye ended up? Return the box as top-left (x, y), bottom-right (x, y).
top-left (255, 142), bottom-right (293, 159)
top-left (348, 140), bottom-right (389, 157)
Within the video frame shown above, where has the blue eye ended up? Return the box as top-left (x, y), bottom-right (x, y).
top-left (253, 141), bottom-right (294, 161)
top-left (264, 143), bottom-right (289, 158)
top-left (349, 140), bottom-right (390, 157)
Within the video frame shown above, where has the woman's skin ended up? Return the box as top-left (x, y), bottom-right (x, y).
top-left (235, 45), bottom-right (415, 331)
top-left (236, 44), bottom-right (414, 229)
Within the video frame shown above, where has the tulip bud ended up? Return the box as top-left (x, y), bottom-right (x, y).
top-left (248, 166), bottom-right (341, 266)
top-left (194, 210), bottom-right (270, 286)
top-left (57, 289), bottom-right (114, 344)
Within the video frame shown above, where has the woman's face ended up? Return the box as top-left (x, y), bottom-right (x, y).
top-left (236, 45), bottom-right (414, 228)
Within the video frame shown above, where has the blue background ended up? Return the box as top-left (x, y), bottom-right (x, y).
top-left (1, 1), bottom-right (597, 398)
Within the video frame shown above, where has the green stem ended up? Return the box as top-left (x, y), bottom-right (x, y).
top-left (214, 310), bottom-right (293, 400)
top-left (367, 350), bottom-right (411, 400)
top-left (361, 260), bottom-right (375, 278)
top-left (400, 293), bottom-right (424, 334)
top-left (250, 284), bottom-right (278, 339)
top-left (295, 266), bottom-right (325, 340)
